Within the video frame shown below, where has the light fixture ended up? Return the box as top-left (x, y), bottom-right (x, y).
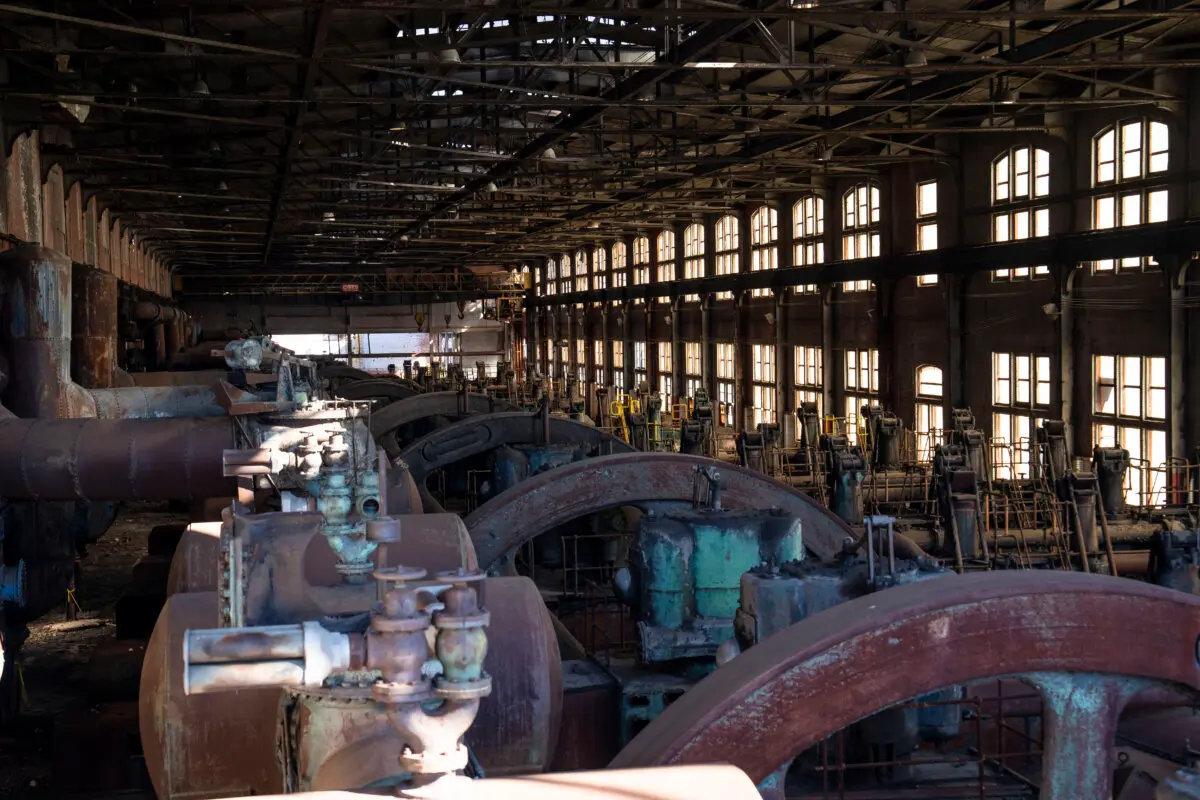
top-left (541, 147), bottom-right (558, 160)
top-left (216, 181), bottom-right (228, 192)
top-left (190, 78), bottom-right (211, 97)
top-left (323, 211), bottom-right (336, 221)
top-left (998, 86), bottom-right (1019, 104)
top-left (904, 49), bottom-right (927, 67)
top-left (484, 181), bottom-right (498, 192)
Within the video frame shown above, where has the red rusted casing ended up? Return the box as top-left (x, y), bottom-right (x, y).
top-left (71, 263), bottom-right (118, 388)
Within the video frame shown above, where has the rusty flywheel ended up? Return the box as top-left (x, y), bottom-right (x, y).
top-left (464, 451), bottom-right (855, 567)
top-left (609, 570), bottom-right (1200, 799)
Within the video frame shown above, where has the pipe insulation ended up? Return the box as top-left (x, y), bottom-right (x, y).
top-left (0, 417), bottom-right (235, 501)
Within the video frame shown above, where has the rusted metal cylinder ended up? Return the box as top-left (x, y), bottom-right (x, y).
top-left (0, 245), bottom-right (95, 418)
top-left (71, 263), bottom-right (118, 389)
top-left (0, 417), bottom-right (234, 500)
top-left (153, 323), bottom-right (168, 368)
top-left (134, 301), bottom-right (181, 324)
top-left (165, 314), bottom-right (184, 359)
top-left (89, 386), bottom-right (226, 419)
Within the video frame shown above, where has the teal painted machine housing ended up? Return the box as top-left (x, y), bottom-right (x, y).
top-left (633, 508), bottom-right (804, 663)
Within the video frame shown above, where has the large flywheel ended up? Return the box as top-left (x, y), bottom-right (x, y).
top-left (610, 570), bottom-right (1200, 799)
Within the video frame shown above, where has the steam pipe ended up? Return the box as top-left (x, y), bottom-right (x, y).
top-left (0, 417), bottom-right (235, 500)
top-left (0, 246), bottom-right (96, 419)
top-left (133, 301), bottom-right (182, 324)
top-left (88, 386), bottom-right (228, 419)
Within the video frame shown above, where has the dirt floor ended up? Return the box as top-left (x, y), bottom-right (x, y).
top-left (0, 503), bottom-right (185, 799)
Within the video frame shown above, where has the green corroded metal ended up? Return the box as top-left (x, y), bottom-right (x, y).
top-left (634, 508), bottom-right (804, 664)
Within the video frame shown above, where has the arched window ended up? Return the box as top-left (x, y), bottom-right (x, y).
top-left (914, 365), bottom-right (944, 461)
top-left (612, 241), bottom-right (627, 305)
top-left (841, 184), bottom-right (879, 292)
top-left (545, 258), bottom-right (557, 296)
top-left (714, 214), bottom-right (739, 299)
top-left (1092, 119), bottom-right (1169, 273)
top-left (749, 206), bottom-right (778, 298)
top-left (657, 230), bottom-right (676, 283)
top-left (573, 248), bottom-right (587, 293)
top-left (593, 245), bottom-right (608, 290)
top-left (992, 145), bottom-right (1050, 281)
top-left (559, 252), bottom-right (572, 295)
top-left (794, 195), bottom-right (824, 294)
top-left (632, 235), bottom-right (651, 304)
top-left (657, 227), bottom-right (676, 284)
top-left (683, 223), bottom-right (704, 302)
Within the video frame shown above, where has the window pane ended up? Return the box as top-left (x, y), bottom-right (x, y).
top-left (917, 181), bottom-right (937, 216)
top-left (994, 213), bottom-right (1010, 242)
top-left (994, 156), bottom-right (1010, 202)
top-left (1121, 192), bottom-right (1142, 226)
top-left (1148, 189), bottom-right (1168, 223)
top-left (1035, 208), bottom-right (1049, 237)
top-left (1014, 209), bottom-right (1030, 240)
top-left (1094, 196), bottom-right (1115, 230)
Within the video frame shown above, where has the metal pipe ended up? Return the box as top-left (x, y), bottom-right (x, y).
top-left (0, 245), bottom-right (96, 419)
top-left (88, 385), bottom-right (228, 419)
top-left (187, 624), bottom-right (306, 664)
top-left (133, 300), bottom-right (182, 324)
top-left (71, 263), bottom-right (118, 389)
top-left (0, 417), bottom-right (234, 500)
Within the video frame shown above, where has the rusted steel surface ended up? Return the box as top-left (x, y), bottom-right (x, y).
top-left (131, 369), bottom-right (230, 387)
top-left (317, 364), bottom-right (372, 385)
top-left (89, 385), bottom-right (226, 419)
top-left (396, 411), bottom-right (635, 488)
top-left (167, 513), bottom-right (477, 596)
top-left (214, 379), bottom-right (280, 415)
top-left (208, 765), bottom-right (761, 800)
top-left (0, 417), bottom-right (235, 500)
top-left (140, 591), bottom-right (287, 800)
top-left (143, 576), bottom-right (558, 797)
top-left (0, 244), bottom-right (96, 418)
top-left (610, 571), bottom-right (1200, 790)
top-left (187, 626), bottom-right (306, 663)
top-left (371, 391), bottom-right (517, 455)
top-left (467, 575), bottom-right (563, 776)
top-left (332, 377), bottom-right (417, 404)
top-left (466, 452), bottom-right (855, 568)
top-left (71, 263), bottom-right (118, 388)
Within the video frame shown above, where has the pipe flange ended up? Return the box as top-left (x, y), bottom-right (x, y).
top-left (372, 679), bottom-right (433, 704)
top-left (374, 565), bottom-right (428, 583)
top-left (336, 561), bottom-right (375, 581)
top-left (434, 673), bottom-right (493, 700)
top-left (435, 568), bottom-right (486, 584)
top-left (432, 610), bottom-right (490, 630)
top-left (399, 745), bottom-right (468, 777)
top-left (369, 611), bottom-right (431, 633)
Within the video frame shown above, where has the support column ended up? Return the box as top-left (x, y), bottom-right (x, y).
top-left (945, 273), bottom-right (966, 414)
top-left (822, 286), bottom-right (839, 426)
top-left (776, 290), bottom-right (791, 444)
top-left (1168, 255), bottom-right (1188, 459)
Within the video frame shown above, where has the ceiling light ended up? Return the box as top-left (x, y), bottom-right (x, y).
top-left (323, 211), bottom-right (336, 221)
top-left (541, 147), bottom-right (558, 160)
top-left (905, 50), bottom-right (927, 67)
top-left (996, 85), bottom-right (1019, 104)
top-left (190, 78), bottom-right (211, 97)
top-left (217, 181), bottom-right (228, 192)
top-left (484, 181), bottom-right (498, 192)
